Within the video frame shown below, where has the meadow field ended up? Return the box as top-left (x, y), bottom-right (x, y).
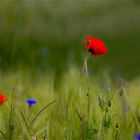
top-left (1, 67), bottom-right (140, 140)
top-left (0, 0), bottom-right (140, 140)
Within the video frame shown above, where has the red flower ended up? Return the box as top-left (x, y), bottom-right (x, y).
top-left (0, 93), bottom-right (6, 104)
top-left (84, 36), bottom-right (107, 56)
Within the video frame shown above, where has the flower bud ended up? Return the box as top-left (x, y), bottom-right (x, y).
top-left (119, 88), bottom-right (123, 96)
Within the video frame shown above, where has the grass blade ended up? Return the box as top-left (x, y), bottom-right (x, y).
top-left (31, 100), bottom-right (57, 125)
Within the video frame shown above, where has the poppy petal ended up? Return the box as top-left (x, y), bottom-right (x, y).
top-left (84, 36), bottom-right (107, 56)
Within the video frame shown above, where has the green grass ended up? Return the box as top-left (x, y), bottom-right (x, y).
top-left (0, 67), bottom-right (140, 140)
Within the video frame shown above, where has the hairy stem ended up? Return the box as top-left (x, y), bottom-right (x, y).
top-left (83, 54), bottom-right (90, 118)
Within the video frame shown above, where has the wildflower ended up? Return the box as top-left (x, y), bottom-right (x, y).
top-left (26, 99), bottom-right (37, 107)
top-left (0, 93), bottom-right (6, 104)
top-left (134, 134), bottom-right (140, 140)
top-left (84, 36), bottom-right (107, 56)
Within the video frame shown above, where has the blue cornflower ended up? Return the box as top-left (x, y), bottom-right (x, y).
top-left (26, 99), bottom-right (37, 105)
top-left (134, 134), bottom-right (140, 140)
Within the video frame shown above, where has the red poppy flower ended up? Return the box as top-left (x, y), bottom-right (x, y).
top-left (84, 36), bottom-right (107, 56)
top-left (0, 93), bottom-right (6, 104)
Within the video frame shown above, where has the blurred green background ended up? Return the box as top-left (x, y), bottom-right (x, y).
top-left (0, 0), bottom-right (140, 80)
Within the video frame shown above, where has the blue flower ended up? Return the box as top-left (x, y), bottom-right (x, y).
top-left (26, 99), bottom-right (37, 105)
top-left (134, 134), bottom-right (140, 140)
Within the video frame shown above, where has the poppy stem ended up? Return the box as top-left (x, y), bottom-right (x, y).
top-left (115, 129), bottom-right (118, 140)
top-left (83, 54), bottom-right (90, 119)
top-left (83, 54), bottom-right (90, 77)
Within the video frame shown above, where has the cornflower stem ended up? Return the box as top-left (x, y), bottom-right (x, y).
top-left (83, 54), bottom-right (90, 119)
top-left (28, 104), bottom-right (32, 109)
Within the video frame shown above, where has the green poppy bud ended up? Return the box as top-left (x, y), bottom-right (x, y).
top-left (119, 88), bottom-right (123, 96)
top-left (108, 100), bottom-right (111, 107)
top-left (116, 123), bottom-right (119, 128)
